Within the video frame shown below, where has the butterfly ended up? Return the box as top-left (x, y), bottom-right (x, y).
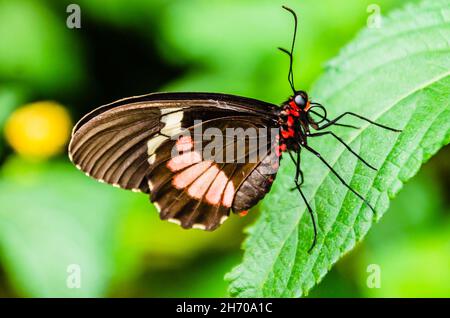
top-left (68, 6), bottom-right (400, 251)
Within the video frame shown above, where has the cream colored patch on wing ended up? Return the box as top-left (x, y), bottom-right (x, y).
top-left (147, 134), bottom-right (168, 155)
top-left (220, 215), bottom-right (228, 224)
top-left (148, 153), bottom-right (156, 164)
top-left (168, 218), bottom-right (181, 225)
top-left (161, 107), bottom-right (181, 115)
top-left (161, 109), bottom-right (183, 136)
top-left (192, 223), bottom-right (206, 230)
top-left (162, 123), bottom-right (183, 137)
top-left (147, 109), bottom-right (184, 162)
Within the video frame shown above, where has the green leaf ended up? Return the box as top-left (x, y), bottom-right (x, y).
top-left (226, 0), bottom-right (450, 297)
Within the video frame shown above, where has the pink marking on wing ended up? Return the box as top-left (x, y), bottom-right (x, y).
top-left (187, 165), bottom-right (220, 200)
top-left (205, 171), bottom-right (228, 205)
top-left (172, 161), bottom-right (212, 189)
top-left (167, 151), bottom-right (202, 172)
top-left (222, 181), bottom-right (235, 208)
top-left (176, 136), bottom-right (193, 152)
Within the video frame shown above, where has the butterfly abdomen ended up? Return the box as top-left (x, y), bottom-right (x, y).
top-left (232, 151), bottom-right (279, 213)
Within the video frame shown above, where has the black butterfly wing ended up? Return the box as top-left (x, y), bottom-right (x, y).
top-left (70, 105), bottom-right (161, 192)
top-left (69, 92), bottom-right (280, 229)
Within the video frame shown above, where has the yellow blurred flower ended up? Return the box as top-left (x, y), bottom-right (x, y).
top-left (5, 101), bottom-right (72, 159)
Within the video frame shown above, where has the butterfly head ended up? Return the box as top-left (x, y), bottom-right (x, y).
top-left (283, 91), bottom-right (328, 133)
top-left (292, 91), bottom-right (309, 110)
top-left (283, 90), bottom-right (311, 115)
top-left (279, 90), bottom-right (327, 147)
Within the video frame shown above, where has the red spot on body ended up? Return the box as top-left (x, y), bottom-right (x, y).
top-left (288, 101), bottom-right (301, 117)
top-left (287, 116), bottom-right (294, 127)
top-left (281, 128), bottom-right (294, 139)
top-left (291, 109), bottom-right (300, 117)
top-left (289, 101), bottom-right (298, 110)
top-left (275, 143), bottom-right (287, 157)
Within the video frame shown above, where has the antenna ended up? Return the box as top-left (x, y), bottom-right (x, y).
top-left (278, 6), bottom-right (298, 94)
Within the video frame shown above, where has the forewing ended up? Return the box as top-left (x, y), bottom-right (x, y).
top-left (69, 93), bottom-right (278, 193)
top-left (69, 92), bottom-right (279, 229)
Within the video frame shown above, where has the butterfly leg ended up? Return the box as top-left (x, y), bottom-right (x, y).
top-left (302, 143), bottom-right (376, 214)
top-left (288, 150), bottom-right (304, 190)
top-left (309, 109), bottom-right (360, 130)
top-left (289, 149), bottom-right (317, 252)
top-left (315, 112), bottom-right (402, 132)
top-left (307, 131), bottom-right (377, 171)
top-left (294, 149), bottom-right (304, 185)
top-left (321, 117), bottom-right (360, 130)
top-left (294, 180), bottom-right (317, 253)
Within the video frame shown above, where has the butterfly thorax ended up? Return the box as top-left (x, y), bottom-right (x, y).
top-left (277, 92), bottom-right (311, 156)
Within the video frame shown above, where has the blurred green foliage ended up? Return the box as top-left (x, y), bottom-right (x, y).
top-left (0, 0), bottom-right (448, 298)
top-left (0, 85), bottom-right (28, 156)
top-left (0, 0), bottom-right (85, 94)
